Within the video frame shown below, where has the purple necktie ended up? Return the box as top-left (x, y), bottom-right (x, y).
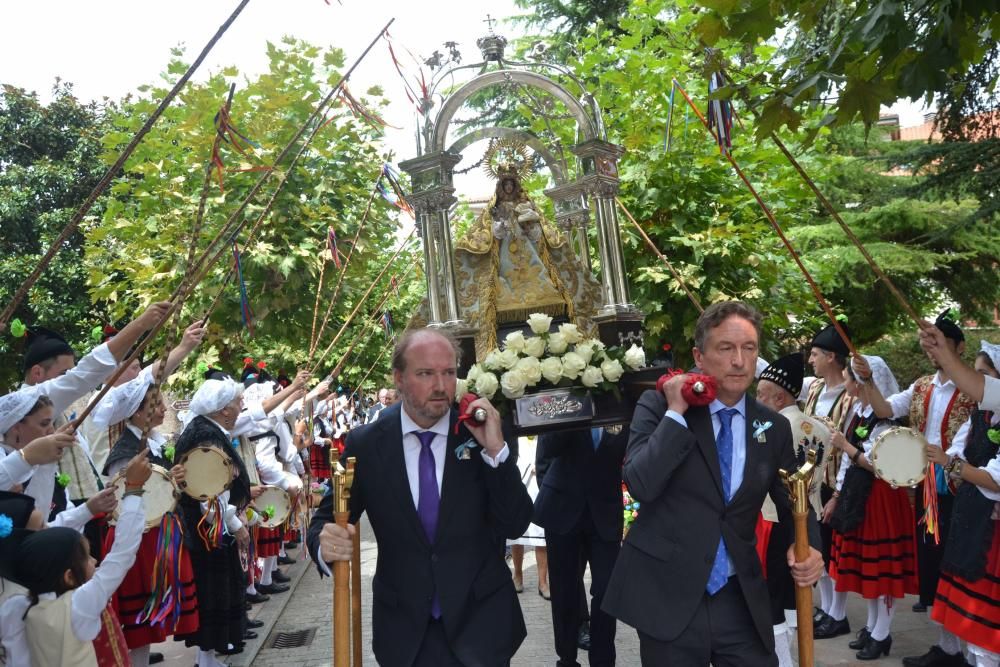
top-left (415, 430), bottom-right (441, 618)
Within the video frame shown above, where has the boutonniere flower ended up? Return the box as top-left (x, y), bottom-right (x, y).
top-left (163, 445), bottom-right (176, 463)
top-left (988, 428), bottom-right (1000, 445)
top-left (855, 426), bottom-right (870, 439)
top-left (55, 472), bottom-right (71, 488)
top-left (0, 514), bottom-right (13, 538)
top-left (454, 438), bottom-right (479, 461)
top-left (752, 420), bottom-right (773, 443)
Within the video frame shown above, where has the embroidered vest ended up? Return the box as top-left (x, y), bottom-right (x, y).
top-left (56, 432), bottom-right (104, 502)
top-left (24, 595), bottom-right (127, 667)
top-left (804, 379), bottom-right (854, 488)
top-left (908, 376), bottom-right (977, 448)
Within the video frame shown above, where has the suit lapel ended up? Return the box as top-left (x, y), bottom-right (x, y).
top-left (376, 411), bottom-right (431, 549)
top-left (690, 406), bottom-right (724, 500)
top-left (730, 397), bottom-right (762, 506)
top-left (435, 412), bottom-right (465, 541)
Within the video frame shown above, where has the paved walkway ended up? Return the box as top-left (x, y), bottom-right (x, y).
top-left (151, 519), bottom-right (946, 666)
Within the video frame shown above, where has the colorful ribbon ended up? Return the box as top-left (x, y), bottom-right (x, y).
top-left (137, 512), bottom-right (186, 631)
top-left (197, 497), bottom-right (226, 551)
top-left (231, 241), bottom-right (255, 337)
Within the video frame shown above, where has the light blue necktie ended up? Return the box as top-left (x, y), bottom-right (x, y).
top-left (706, 408), bottom-right (738, 595)
top-left (591, 427), bottom-right (602, 450)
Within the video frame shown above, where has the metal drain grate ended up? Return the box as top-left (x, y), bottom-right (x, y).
top-left (268, 627), bottom-right (317, 649)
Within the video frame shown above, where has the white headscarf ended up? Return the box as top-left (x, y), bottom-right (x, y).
top-left (91, 374), bottom-right (155, 428)
top-left (0, 387), bottom-right (43, 437)
top-left (863, 355), bottom-right (899, 398)
top-left (980, 340), bottom-right (1000, 374)
top-left (189, 378), bottom-right (243, 418)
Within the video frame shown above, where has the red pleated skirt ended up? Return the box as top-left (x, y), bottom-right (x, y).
top-left (105, 526), bottom-right (199, 648)
top-left (256, 524), bottom-right (284, 558)
top-left (830, 479), bottom-right (919, 599)
top-left (755, 512), bottom-right (773, 579)
top-left (309, 443), bottom-right (332, 479)
top-left (931, 520), bottom-right (1000, 654)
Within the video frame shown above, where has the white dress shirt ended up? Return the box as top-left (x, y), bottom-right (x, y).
top-left (800, 376), bottom-right (847, 420)
top-left (399, 407), bottom-right (509, 509)
top-left (0, 494), bottom-right (144, 666)
top-left (666, 396), bottom-right (748, 577)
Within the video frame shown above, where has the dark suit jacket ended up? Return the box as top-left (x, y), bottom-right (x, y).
top-left (602, 390), bottom-right (820, 649)
top-left (306, 403), bottom-right (533, 667)
top-left (533, 426), bottom-right (628, 542)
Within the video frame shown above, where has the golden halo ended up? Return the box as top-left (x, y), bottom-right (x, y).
top-left (482, 138), bottom-right (532, 181)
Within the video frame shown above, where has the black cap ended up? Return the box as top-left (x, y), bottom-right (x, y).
top-left (810, 322), bottom-right (851, 357)
top-left (22, 327), bottom-right (75, 374)
top-left (935, 309), bottom-right (964, 343)
top-left (759, 353), bottom-right (805, 398)
top-left (204, 367), bottom-right (231, 381)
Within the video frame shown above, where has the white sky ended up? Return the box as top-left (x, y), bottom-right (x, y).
top-left (2, 0), bottom-right (928, 190)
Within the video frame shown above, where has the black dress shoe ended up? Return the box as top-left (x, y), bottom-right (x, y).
top-left (857, 635), bottom-right (892, 660)
top-left (247, 618), bottom-right (264, 629)
top-left (577, 620), bottom-right (591, 651)
top-left (149, 653), bottom-right (164, 665)
top-left (244, 630), bottom-right (259, 640)
top-left (284, 540), bottom-right (300, 549)
top-left (278, 554), bottom-right (297, 565)
top-left (902, 646), bottom-right (969, 667)
top-left (912, 602), bottom-right (928, 612)
top-left (217, 644), bottom-right (244, 656)
top-left (246, 592), bottom-right (271, 604)
top-left (814, 616), bottom-right (851, 639)
top-left (272, 569), bottom-right (291, 583)
top-left (258, 582), bottom-right (290, 594)
top-left (849, 627), bottom-right (872, 650)
top-left (814, 607), bottom-right (830, 624)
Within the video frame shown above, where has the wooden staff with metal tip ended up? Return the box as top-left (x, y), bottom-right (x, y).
top-left (348, 457), bottom-right (363, 667)
top-left (330, 451), bottom-right (356, 666)
top-left (780, 450), bottom-right (819, 667)
top-left (615, 197), bottom-right (704, 313)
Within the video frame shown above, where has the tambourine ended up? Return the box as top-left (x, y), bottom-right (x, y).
top-left (790, 413), bottom-right (835, 516)
top-left (870, 426), bottom-right (928, 488)
top-left (254, 485), bottom-right (292, 528)
top-left (109, 464), bottom-right (179, 531)
top-left (176, 445), bottom-right (235, 500)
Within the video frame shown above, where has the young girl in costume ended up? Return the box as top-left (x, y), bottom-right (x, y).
top-left (0, 451), bottom-right (151, 666)
top-left (828, 356), bottom-right (918, 660)
top-left (928, 342), bottom-right (1000, 667)
top-left (93, 373), bottom-right (197, 667)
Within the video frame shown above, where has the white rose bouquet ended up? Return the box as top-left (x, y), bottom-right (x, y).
top-left (459, 313), bottom-right (647, 408)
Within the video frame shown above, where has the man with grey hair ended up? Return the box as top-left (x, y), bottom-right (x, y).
top-left (368, 387), bottom-right (390, 422)
top-left (309, 327), bottom-right (533, 667)
top-left (603, 301), bottom-right (824, 666)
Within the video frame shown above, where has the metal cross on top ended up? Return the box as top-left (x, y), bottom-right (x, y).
top-left (483, 14), bottom-right (496, 34)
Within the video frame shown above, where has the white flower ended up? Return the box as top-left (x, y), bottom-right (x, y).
top-left (559, 322), bottom-right (583, 344)
top-left (504, 330), bottom-right (527, 354)
top-left (623, 344), bottom-right (646, 370)
top-left (601, 358), bottom-right (625, 382)
top-left (500, 371), bottom-right (528, 399)
top-left (513, 356), bottom-right (542, 385)
top-left (484, 350), bottom-right (503, 371)
top-left (581, 366), bottom-right (604, 387)
top-left (561, 351), bottom-right (587, 380)
top-left (523, 336), bottom-right (546, 358)
top-left (540, 357), bottom-right (563, 384)
top-left (466, 364), bottom-right (482, 382)
top-left (497, 348), bottom-right (520, 370)
top-left (547, 332), bottom-right (568, 354)
top-left (455, 378), bottom-right (469, 398)
top-left (475, 372), bottom-right (499, 399)
top-left (527, 313), bottom-right (553, 335)
top-left (575, 341), bottom-right (595, 365)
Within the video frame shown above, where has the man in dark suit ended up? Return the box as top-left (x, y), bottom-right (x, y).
top-left (535, 424), bottom-right (628, 667)
top-left (603, 301), bottom-right (824, 666)
top-left (308, 328), bottom-right (534, 667)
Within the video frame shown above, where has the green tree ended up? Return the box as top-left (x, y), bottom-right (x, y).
top-left (0, 82), bottom-right (115, 389)
top-left (86, 39), bottom-right (417, 390)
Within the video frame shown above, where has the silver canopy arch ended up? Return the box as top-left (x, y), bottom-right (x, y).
top-left (398, 29), bottom-right (640, 352)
